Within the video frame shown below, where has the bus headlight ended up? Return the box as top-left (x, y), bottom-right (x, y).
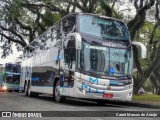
top-left (76, 79), bottom-right (83, 83)
top-left (2, 86), bottom-right (7, 90)
top-left (129, 84), bottom-right (133, 89)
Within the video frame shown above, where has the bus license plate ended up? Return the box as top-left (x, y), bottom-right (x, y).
top-left (103, 93), bottom-right (113, 98)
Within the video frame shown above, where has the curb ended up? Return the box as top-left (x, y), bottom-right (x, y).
top-left (105, 100), bottom-right (160, 109)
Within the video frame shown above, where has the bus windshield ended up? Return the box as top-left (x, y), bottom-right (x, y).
top-left (78, 42), bottom-right (132, 76)
top-left (5, 64), bottom-right (21, 73)
top-left (79, 15), bottom-right (129, 41)
top-left (4, 75), bottom-right (20, 84)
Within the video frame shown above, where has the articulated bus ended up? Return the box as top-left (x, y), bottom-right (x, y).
top-left (0, 63), bottom-right (21, 92)
top-left (20, 13), bottom-right (146, 104)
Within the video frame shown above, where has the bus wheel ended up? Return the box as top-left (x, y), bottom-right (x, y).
top-left (54, 80), bottom-right (66, 103)
top-left (29, 91), bottom-right (39, 97)
top-left (96, 100), bottom-right (106, 106)
top-left (28, 82), bottom-right (32, 97)
top-left (7, 90), bottom-right (12, 92)
top-left (24, 82), bottom-right (28, 96)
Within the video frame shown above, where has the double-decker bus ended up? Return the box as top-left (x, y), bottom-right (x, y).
top-left (20, 13), bottom-right (146, 104)
top-left (0, 63), bottom-right (21, 92)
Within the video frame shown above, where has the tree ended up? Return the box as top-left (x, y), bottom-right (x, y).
top-left (127, 0), bottom-right (160, 94)
top-left (0, 0), bottom-right (62, 57)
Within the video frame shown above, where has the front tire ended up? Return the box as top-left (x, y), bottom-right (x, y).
top-left (54, 80), bottom-right (66, 103)
top-left (27, 82), bottom-right (39, 97)
top-left (24, 81), bottom-right (28, 96)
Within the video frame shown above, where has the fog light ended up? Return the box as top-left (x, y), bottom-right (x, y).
top-left (77, 79), bottom-right (82, 83)
top-left (83, 89), bottom-right (86, 94)
top-left (2, 86), bottom-right (7, 90)
top-left (128, 92), bottom-right (132, 97)
top-left (128, 84), bottom-right (133, 89)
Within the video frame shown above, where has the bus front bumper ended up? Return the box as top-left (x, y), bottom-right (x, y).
top-left (1, 84), bottom-right (19, 91)
top-left (74, 83), bottom-right (133, 101)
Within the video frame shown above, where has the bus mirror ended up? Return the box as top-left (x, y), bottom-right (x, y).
top-left (132, 42), bottom-right (147, 59)
top-left (68, 33), bottom-right (82, 49)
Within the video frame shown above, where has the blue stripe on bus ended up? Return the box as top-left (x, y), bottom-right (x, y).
top-left (6, 72), bottom-right (21, 75)
top-left (32, 77), bottom-right (39, 81)
top-left (109, 81), bottom-right (119, 85)
top-left (53, 55), bottom-right (63, 60)
top-left (86, 91), bottom-right (104, 93)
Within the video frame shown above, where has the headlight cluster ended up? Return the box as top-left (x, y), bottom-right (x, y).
top-left (76, 79), bottom-right (83, 83)
top-left (76, 79), bottom-right (90, 86)
top-left (2, 86), bottom-right (7, 90)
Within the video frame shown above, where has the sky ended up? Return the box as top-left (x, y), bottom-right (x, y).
top-left (0, 44), bottom-right (22, 64)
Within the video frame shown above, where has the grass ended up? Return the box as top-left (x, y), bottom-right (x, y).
top-left (132, 94), bottom-right (160, 102)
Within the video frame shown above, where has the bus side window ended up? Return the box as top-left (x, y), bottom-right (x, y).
top-left (64, 48), bottom-right (76, 70)
top-left (62, 15), bottom-right (76, 37)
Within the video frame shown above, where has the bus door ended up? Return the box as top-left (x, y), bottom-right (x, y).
top-left (62, 15), bottom-right (76, 96)
top-left (63, 47), bottom-right (76, 96)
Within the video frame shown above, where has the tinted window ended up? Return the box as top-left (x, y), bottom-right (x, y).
top-left (64, 48), bottom-right (76, 70)
top-left (79, 15), bottom-right (129, 41)
top-left (62, 15), bottom-right (76, 37)
top-left (78, 42), bottom-right (132, 76)
top-left (5, 75), bottom-right (20, 84)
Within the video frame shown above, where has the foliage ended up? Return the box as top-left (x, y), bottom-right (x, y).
top-left (143, 79), bottom-right (153, 92)
top-left (0, 0), bottom-right (120, 58)
top-left (133, 94), bottom-right (160, 102)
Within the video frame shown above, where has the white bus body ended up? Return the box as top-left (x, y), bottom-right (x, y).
top-left (20, 13), bottom-right (146, 103)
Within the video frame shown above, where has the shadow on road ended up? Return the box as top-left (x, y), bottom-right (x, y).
top-left (10, 92), bottom-right (159, 109)
top-left (13, 92), bottom-right (130, 108)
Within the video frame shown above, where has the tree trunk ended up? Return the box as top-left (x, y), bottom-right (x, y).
top-left (133, 77), bottom-right (141, 94)
top-left (156, 87), bottom-right (160, 95)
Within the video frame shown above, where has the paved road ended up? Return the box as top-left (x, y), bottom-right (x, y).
top-left (0, 92), bottom-right (159, 120)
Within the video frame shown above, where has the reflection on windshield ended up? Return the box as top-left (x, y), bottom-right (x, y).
top-left (4, 75), bottom-right (20, 84)
top-left (78, 42), bottom-right (132, 76)
top-left (79, 15), bottom-right (129, 40)
top-left (5, 64), bottom-right (21, 73)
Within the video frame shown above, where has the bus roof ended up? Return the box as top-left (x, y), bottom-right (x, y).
top-left (24, 13), bottom-right (125, 50)
top-left (62, 13), bottom-right (124, 23)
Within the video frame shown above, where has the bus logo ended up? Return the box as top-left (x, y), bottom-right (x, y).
top-left (89, 77), bottom-right (98, 84)
top-left (103, 42), bottom-right (115, 47)
top-left (82, 84), bottom-right (89, 88)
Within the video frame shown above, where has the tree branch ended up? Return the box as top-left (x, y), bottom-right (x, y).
top-left (111, 0), bottom-right (117, 8)
top-left (0, 25), bottom-right (26, 45)
top-left (0, 32), bottom-right (26, 47)
top-left (133, 46), bottom-right (144, 75)
top-left (134, 0), bottom-right (139, 10)
top-left (99, 0), bottom-right (113, 17)
top-left (139, 0), bottom-right (155, 13)
top-left (140, 0), bottom-right (144, 8)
